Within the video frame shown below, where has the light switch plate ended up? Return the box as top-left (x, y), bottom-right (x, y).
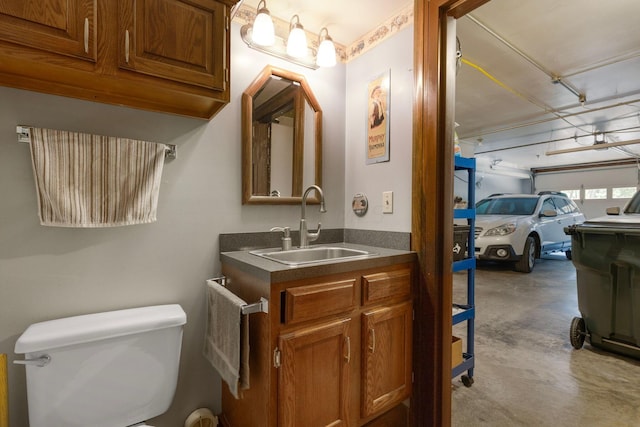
top-left (382, 191), bottom-right (393, 213)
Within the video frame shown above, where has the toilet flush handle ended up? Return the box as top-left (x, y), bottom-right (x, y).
top-left (14, 354), bottom-right (51, 367)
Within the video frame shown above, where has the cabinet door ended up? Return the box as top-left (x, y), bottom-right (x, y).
top-left (0, 0), bottom-right (96, 61)
top-left (361, 301), bottom-right (412, 418)
top-left (278, 318), bottom-right (351, 427)
top-left (118, 0), bottom-right (226, 90)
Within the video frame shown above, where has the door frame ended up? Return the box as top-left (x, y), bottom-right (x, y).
top-left (411, 1), bottom-right (491, 426)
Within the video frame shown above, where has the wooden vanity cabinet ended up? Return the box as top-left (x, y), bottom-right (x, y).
top-left (220, 260), bottom-right (414, 427)
top-left (0, 0), bottom-right (237, 119)
top-left (278, 317), bottom-right (352, 427)
top-left (360, 269), bottom-right (413, 420)
top-left (361, 301), bottom-right (413, 419)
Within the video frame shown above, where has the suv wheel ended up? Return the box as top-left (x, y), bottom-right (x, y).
top-left (515, 235), bottom-right (537, 273)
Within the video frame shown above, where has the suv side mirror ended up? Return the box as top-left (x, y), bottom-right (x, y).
top-left (606, 207), bottom-right (621, 215)
top-left (539, 209), bottom-right (557, 218)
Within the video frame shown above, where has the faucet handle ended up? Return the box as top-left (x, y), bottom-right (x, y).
top-left (307, 222), bottom-right (322, 244)
top-left (270, 226), bottom-right (292, 251)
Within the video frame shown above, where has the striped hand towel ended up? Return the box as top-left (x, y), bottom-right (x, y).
top-left (29, 128), bottom-right (166, 227)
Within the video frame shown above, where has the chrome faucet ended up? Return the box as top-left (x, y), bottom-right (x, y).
top-left (299, 185), bottom-right (326, 248)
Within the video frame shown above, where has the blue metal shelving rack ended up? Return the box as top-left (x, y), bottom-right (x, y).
top-left (452, 156), bottom-right (475, 387)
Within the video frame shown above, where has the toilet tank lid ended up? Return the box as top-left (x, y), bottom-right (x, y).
top-left (15, 304), bottom-right (186, 354)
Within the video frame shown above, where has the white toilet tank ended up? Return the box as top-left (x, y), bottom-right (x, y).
top-left (14, 304), bottom-right (187, 427)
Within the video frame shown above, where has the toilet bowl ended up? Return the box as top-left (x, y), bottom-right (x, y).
top-left (14, 304), bottom-right (187, 427)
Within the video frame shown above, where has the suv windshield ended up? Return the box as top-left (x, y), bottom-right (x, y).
top-left (476, 197), bottom-right (538, 215)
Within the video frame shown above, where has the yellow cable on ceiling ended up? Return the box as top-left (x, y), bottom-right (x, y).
top-left (460, 57), bottom-right (596, 136)
top-left (461, 57), bottom-right (548, 111)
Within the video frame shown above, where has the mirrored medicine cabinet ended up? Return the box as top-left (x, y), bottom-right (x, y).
top-left (242, 65), bottom-right (323, 205)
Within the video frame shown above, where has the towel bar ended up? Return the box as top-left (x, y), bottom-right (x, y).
top-left (241, 298), bottom-right (269, 315)
top-left (209, 276), bottom-right (269, 315)
top-left (16, 125), bottom-right (177, 160)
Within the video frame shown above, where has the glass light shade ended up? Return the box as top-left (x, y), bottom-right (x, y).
top-left (316, 39), bottom-right (336, 67)
top-left (251, 10), bottom-right (275, 46)
top-left (286, 18), bottom-right (308, 58)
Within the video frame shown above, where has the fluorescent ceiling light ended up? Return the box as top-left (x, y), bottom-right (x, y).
top-left (546, 138), bottom-right (640, 156)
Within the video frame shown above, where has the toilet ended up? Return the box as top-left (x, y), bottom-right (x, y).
top-left (14, 304), bottom-right (187, 427)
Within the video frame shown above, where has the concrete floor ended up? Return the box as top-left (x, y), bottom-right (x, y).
top-left (451, 254), bottom-right (640, 426)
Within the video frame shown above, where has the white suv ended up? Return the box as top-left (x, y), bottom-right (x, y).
top-left (474, 192), bottom-right (585, 273)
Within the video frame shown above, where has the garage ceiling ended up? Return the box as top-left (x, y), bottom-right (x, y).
top-left (239, 0), bottom-right (640, 172)
top-left (456, 0), bottom-right (640, 171)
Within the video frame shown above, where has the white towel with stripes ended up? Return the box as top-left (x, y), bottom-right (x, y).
top-left (28, 128), bottom-right (166, 227)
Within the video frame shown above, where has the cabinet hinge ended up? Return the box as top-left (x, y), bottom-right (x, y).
top-left (225, 67), bottom-right (229, 83)
top-left (273, 347), bottom-right (281, 368)
top-left (226, 15), bottom-right (231, 31)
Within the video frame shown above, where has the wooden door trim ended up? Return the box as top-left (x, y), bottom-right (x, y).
top-left (411, 1), bottom-right (490, 426)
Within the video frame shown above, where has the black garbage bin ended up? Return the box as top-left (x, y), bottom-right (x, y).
top-left (566, 216), bottom-right (640, 359)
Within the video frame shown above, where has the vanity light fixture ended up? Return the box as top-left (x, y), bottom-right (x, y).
top-left (286, 15), bottom-right (308, 59)
top-left (316, 27), bottom-right (336, 67)
top-left (240, 11), bottom-right (337, 70)
top-left (251, 0), bottom-right (275, 46)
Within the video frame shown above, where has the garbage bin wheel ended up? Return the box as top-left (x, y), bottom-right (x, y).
top-left (515, 236), bottom-right (537, 273)
top-left (461, 374), bottom-right (474, 387)
top-left (565, 249), bottom-right (572, 260)
top-left (570, 316), bottom-right (586, 349)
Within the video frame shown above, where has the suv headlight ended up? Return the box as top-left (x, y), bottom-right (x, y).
top-left (484, 222), bottom-right (517, 236)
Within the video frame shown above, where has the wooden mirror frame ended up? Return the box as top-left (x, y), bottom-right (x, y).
top-left (242, 65), bottom-right (323, 205)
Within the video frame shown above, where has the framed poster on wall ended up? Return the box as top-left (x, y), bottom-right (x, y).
top-left (366, 70), bottom-right (390, 164)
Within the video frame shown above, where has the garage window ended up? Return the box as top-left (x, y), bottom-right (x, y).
top-left (612, 186), bottom-right (636, 199)
top-left (585, 188), bottom-right (607, 199)
top-left (561, 189), bottom-right (580, 199)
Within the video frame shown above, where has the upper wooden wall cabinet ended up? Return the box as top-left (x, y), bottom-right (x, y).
top-left (0, 0), bottom-right (238, 119)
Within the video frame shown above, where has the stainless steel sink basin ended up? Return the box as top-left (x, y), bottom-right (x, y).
top-left (250, 246), bottom-right (374, 266)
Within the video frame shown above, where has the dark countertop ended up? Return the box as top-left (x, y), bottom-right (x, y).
top-left (221, 242), bottom-right (416, 284)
